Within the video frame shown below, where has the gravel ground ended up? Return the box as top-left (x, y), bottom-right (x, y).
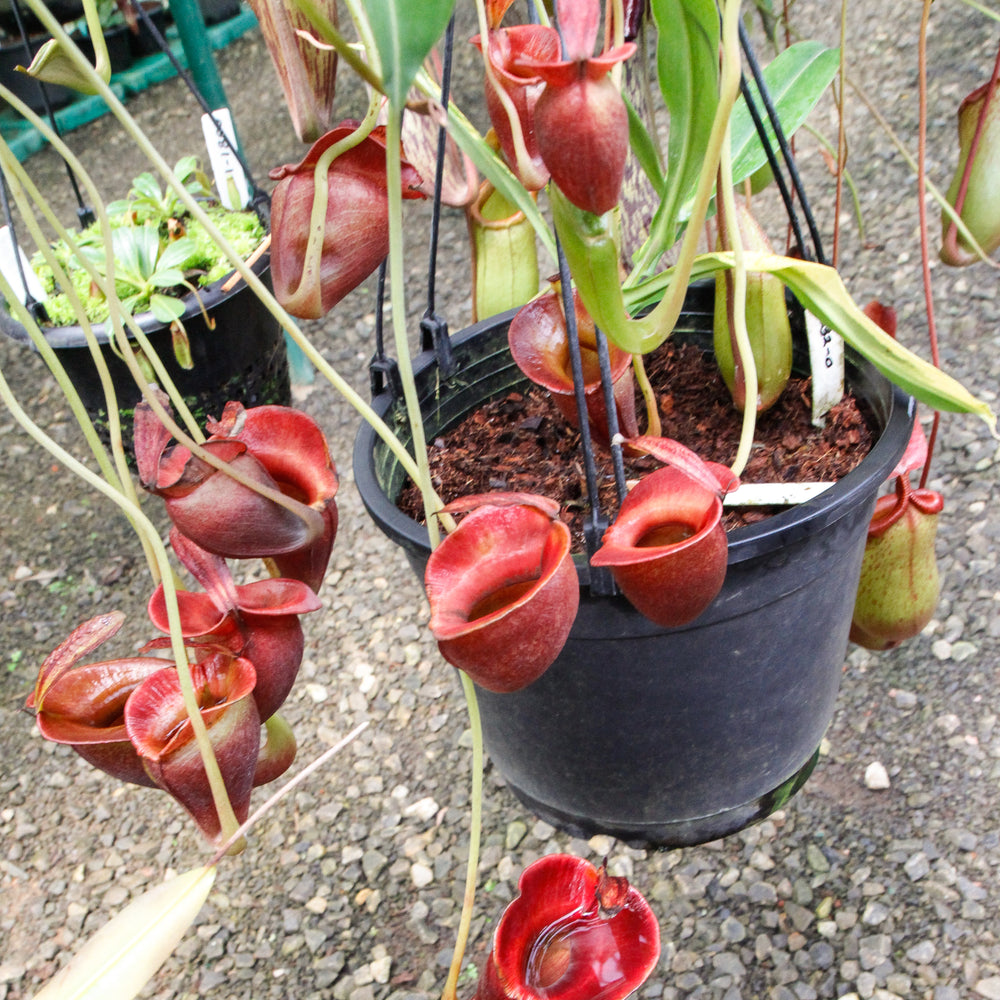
top-left (2, 3), bottom-right (999, 1000)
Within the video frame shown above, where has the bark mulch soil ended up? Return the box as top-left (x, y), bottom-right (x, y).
top-left (399, 339), bottom-right (873, 551)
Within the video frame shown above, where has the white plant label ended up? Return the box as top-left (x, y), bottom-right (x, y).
top-left (0, 225), bottom-right (45, 305)
top-left (805, 310), bottom-right (844, 426)
top-left (724, 481), bottom-right (834, 507)
top-left (201, 108), bottom-right (250, 210)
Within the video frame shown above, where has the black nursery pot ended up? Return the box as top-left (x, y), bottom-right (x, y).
top-left (128, 1), bottom-right (171, 57)
top-left (1, 256), bottom-right (290, 453)
top-left (197, 0), bottom-right (241, 24)
top-left (0, 0), bottom-right (83, 35)
top-left (72, 24), bottom-right (134, 75)
top-left (353, 283), bottom-right (914, 848)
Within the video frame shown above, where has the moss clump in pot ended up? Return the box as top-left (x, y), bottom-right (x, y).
top-left (30, 156), bottom-right (265, 328)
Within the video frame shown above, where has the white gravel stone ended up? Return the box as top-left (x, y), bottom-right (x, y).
top-left (410, 863), bottom-right (434, 888)
top-left (932, 640), bottom-right (953, 660)
top-left (861, 901), bottom-right (891, 926)
top-left (304, 682), bottom-right (329, 703)
top-left (890, 689), bottom-right (918, 709)
top-left (403, 797), bottom-right (439, 822)
top-left (369, 954), bottom-right (392, 985)
top-left (864, 762), bottom-right (891, 790)
top-left (951, 640), bottom-right (978, 662)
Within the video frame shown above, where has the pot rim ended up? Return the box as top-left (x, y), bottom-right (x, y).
top-left (353, 302), bottom-right (915, 574)
top-left (0, 248), bottom-right (270, 352)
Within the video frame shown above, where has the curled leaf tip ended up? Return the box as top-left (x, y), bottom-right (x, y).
top-left (22, 34), bottom-right (109, 94)
top-left (625, 435), bottom-right (739, 495)
top-left (439, 491), bottom-right (561, 520)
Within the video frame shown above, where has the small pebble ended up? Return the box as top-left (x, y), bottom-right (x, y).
top-left (864, 762), bottom-right (891, 790)
top-left (410, 863), bottom-right (433, 888)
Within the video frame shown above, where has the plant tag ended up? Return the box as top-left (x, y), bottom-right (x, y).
top-left (724, 481), bottom-right (834, 507)
top-left (805, 310), bottom-right (844, 426)
top-left (0, 226), bottom-right (45, 305)
top-left (201, 108), bottom-right (250, 210)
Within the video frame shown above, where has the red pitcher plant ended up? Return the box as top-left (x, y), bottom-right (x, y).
top-left (269, 122), bottom-right (425, 318)
top-left (591, 437), bottom-right (738, 628)
top-left (474, 854), bottom-right (660, 1000)
top-left (26, 613), bottom-right (298, 843)
top-left (146, 528), bottom-right (322, 721)
top-left (425, 493), bottom-right (579, 693)
top-left (135, 395), bottom-right (339, 592)
top-left (508, 286), bottom-right (639, 447)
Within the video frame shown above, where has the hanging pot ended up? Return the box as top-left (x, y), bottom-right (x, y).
top-left (197, 0), bottom-right (241, 24)
top-left (353, 280), bottom-right (913, 847)
top-left (127, 2), bottom-right (171, 58)
top-left (0, 0), bottom-right (84, 35)
top-left (0, 253), bottom-right (290, 456)
top-left (72, 24), bottom-right (134, 75)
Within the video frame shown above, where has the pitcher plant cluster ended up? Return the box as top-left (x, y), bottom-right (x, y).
top-left (2, 0), bottom-right (998, 995)
top-left (28, 398), bottom-right (337, 845)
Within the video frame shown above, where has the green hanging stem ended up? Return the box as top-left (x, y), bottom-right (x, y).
top-left (384, 104), bottom-right (442, 546)
top-left (440, 672), bottom-right (484, 1000)
top-left (715, 0), bottom-right (758, 479)
top-left (18, 28), bottom-right (445, 509)
top-left (0, 366), bottom-right (244, 850)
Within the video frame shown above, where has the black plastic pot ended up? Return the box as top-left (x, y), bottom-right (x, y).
top-left (197, 0), bottom-right (241, 24)
top-left (0, 0), bottom-right (84, 35)
top-left (127, 1), bottom-right (170, 57)
top-left (72, 24), bottom-right (134, 74)
top-left (352, 282), bottom-right (914, 847)
top-left (1, 255), bottom-right (290, 455)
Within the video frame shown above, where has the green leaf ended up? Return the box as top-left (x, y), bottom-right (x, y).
top-left (438, 89), bottom-right (557, 263)
top-left (728, 41), bottom-right (841, 188)
top-left (150, 292), bottom-right (186, 323)
top-left (551, 185), bottom-right (659, 354)
top-left (625, 92), bottom-right (664, 191)
top-left (662, 252), bottom-right (995, 421)
top-left (173, 156), bottom-right (199, 185)
top-left (32, 866), bottom-right (216, 1000)
top-left (156, 237), bottom-right (198, 272)
top-left (21, 10), bottom-right (109, 94)
top-left (364, 0), bottom-right (456, 108)
top-left (150, 269), bottom-right (186, 290)
top-left (111, 225), bottom-right (160, 280)
top-left (120, 292), bottom-right (147, 316)
top-left (647, 0), bottom-right (720, 250)
top-left (130, 172), bottom-right (162, 204)
top-left (106, 198), bottom-right (131, 219)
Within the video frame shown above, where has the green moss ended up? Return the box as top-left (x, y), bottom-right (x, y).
top-left (186, 207), bottom-right (266, 285)
top-left (34, 258), bottom-right (112, 325)
top-left (18, 187), bottom-right (265, 329)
